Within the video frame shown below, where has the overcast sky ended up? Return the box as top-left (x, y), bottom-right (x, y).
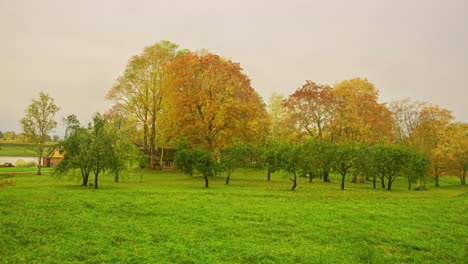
top-left (1, 0), bottom-right (467, 136)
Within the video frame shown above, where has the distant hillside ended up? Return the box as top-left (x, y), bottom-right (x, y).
top-left (0, 140), bottom-right (55, 157)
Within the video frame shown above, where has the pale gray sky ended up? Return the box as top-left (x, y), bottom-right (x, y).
top-left (1, 0), bottom-right (467, 136)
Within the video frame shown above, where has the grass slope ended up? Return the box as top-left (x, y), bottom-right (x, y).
top-left (0, 169), bottom-right (466, 263)
top-left (0, 141), bottom-right (54, 157)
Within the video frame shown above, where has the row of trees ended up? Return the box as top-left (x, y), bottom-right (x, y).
top-left (18, 40), bottom-right (466, 189)
top-left (0, 130), bottom-right (59, 142)
top-left (269, 79), bottom-right (467, 186)
top-left (174, 140), bottom-right (429, 190)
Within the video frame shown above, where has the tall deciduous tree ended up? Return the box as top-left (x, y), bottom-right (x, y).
top-left (332, 78), bottom-right (394, 144)
top-left (437, 122), bottom-right (468, 185)
top-left (107, 40), bottom-right (187, 169)
top-left (163, 51), bottom-right (268, 153)
top-left (283, 81), bottom-right (334, 140)
top-left (415, 105), bottom-right (454, 186)
top-left (389, 99), bottom-right (428, 148)
top-left (104, 106), bottom-right (143, 182)
top-left (267, 93), bottom-right (295, 140)
top-left (20, 92), bottom-right (60, 175)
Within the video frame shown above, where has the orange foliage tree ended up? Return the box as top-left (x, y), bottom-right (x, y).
top-left (284, 78), bottom-right (393, 144)
top-left (162, 51), bottom-right (268, 153)
top-left (331, 78), bottom-right (394, 144)
top-left (283, 81), bottom-right (334, 141)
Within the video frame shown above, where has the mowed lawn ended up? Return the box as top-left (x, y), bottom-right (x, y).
top-left (0, 169), bottom-right (466, 263)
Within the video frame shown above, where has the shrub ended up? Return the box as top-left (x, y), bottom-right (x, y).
top-left (15, 159), bottom-right (27, 167)
top-left (26, 160), bottom-right (38, 167)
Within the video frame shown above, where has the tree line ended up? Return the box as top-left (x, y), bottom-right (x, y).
top-left (18, 40), bottom-right (467, 188)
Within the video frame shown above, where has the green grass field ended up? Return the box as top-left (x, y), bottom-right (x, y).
top-left (0, 140), bottom-right (55, 157)
top-left (0, 169), bottom-right (466, 263)
top-left (0, 167), bottom-right (54, 173)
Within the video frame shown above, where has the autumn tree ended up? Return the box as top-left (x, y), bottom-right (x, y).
top-left (331, 78), bottom-right (394, 144)
top-left (416, 105), bottom-right (454, 186)
top-left (20, 92), bottom-right (60, 175)
top-left (283, 81), bottom-right (334, 140)
top-left (163, 51), bottom-right (268, 153)
top-left (107, 40), bottom-right (188, 169)
top-left (389, 99), bottom-right (428, 148)
top-left (267, 93), bottom-right (295, 140)
top-left (437, 122), bottom-right (468, 185)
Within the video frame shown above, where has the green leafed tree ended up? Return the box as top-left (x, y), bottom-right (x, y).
top-left (20, 92), bottom-right (60, 175)
top-left (219, 143), bottom-right (250, 185)
top-left (104, 106), bottom-right (144, 182)
top-left (278, 141), bottom-right (309, 190)
top-left (330, 143), bottom-right (358, 190)
top-left (55, 115), bottom-right (93, 186)
top-left (174, 146), bottom-right (215, 188)
top-left (257, 140), bottom-right (285, 181)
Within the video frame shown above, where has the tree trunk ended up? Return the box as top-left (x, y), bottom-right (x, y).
top-left (351, 174), bottom-right (357, 183)
top-left (387, 179), bottom-right (392, 190)
top-left (37, 149), bottom-right (43, 175)
top-left (309, 171), bottom-right (313, 183)
top-left (94, 173), bottom-right (99, 189)
top-left (408, 180), bottom-right (412, 191)
top-left (461, 170), bottom-right (466, 185)
top-left (204, 175), bottom-right (209, 188)
top-left (226, 173), bottom-right (230, 185)
top-left (291, 173), bottom-right (297, 191)
top-left (114, 171), bottom-right (119, 182)
top-left (323, 169), bottom-right (330, 182)
top-left (360, 175), bottom-right (365, 183)
top-left (341, 173), bottom-right (346, 190)
top-left (267, 168), bottom-right (271, 181)
top-left (380, 177), bottom-right (385, 188)
top-left (435, 175), bottom-right (440, 187)
top-left (372, 176), bottom-right (376, 189)
top-left (159, 147), bottom-right (164, 170)
top-left (82, 172), bottom-right (89, 186)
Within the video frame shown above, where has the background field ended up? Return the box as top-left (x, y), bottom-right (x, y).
top-left (0, 169), bottom-right (466, 263)
top-left (0, 140), bottom-right (56, 157)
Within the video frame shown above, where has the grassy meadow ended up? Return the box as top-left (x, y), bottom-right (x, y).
top-left (0, 140), bottom-right (55, 157)
top-left (0, 169), bottom-right (466, 263)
